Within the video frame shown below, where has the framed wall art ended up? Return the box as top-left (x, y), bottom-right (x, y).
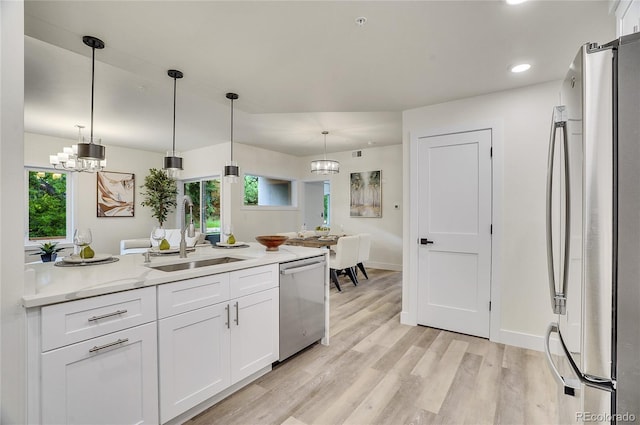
top-left (350, 170), bottom-right (382, 217)
top-left (97, 171), bottom-right (135, 217)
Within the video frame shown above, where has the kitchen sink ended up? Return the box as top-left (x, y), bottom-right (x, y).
top-left (150, 256), bottom-right (245, 272)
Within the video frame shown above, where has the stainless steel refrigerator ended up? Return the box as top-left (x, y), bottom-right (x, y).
top-left (544, 33), bottom-right (640, 424)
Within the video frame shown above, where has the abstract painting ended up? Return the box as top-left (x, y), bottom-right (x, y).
top-left (350, 170), bottom-right (381, 217)
top-left (97, 171), bottom-right (135, 217)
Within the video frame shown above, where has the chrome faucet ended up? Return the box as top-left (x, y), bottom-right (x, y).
top-left (180, 195), bottom-right (196, 258)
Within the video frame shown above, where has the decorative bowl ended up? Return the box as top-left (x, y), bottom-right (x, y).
top-left (255, 235), bottom-right (288, 251)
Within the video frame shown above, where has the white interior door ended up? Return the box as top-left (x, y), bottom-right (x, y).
top-left (304, 181), bottom-right (326, 229)
top-left (417, 129), bottom-right (492, 338)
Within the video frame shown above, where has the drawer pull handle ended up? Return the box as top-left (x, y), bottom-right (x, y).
top-left (225, 304), bottom-right (230, 329)
top-left (88, 309), bottom-right (128, 322)
top-left (89, 338), bottom-right (129, 353)
top-left (234, 301), bottom-right (239, 326)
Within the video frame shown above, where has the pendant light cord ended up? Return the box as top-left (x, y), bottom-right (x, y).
top-left (324, 133), bottom-right (327, 160)
top-left (230, 98), bottom-right (234, 161)
top-left (90, 45), bottom-right (95, 143)
top-left (172, 76), bottom-right (177, 155)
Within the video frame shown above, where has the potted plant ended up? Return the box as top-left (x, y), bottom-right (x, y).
top-left (34, 241), bottom-right (64, 262)
top-left (140, 168), bottom-right (178, 227)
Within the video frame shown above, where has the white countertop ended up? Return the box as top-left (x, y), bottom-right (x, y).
top-left (23, 243), bottom-right (327, 308)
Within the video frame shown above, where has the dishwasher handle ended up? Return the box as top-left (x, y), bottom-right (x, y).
top-left (280, 261), bottom-right (325, 275)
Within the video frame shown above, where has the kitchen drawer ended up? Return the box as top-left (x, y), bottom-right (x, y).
top-left (41, 287), bottom-right (156, 351)
top-left (158, 273), bottom-right (230, 319)
top-left (229, 264), bottom-right (278, 299)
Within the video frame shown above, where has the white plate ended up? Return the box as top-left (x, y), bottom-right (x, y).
top-left (63, 253), bottom-right (112, 263)
top-left (216, 241), bottom-right (245, 247)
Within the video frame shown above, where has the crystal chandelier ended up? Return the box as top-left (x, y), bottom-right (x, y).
top-left (50, 125), bottom-right (106, 172)
top-left (50, 35), bottom-right (106, 172)
top-left (311, 131), bottom-right (340, 174)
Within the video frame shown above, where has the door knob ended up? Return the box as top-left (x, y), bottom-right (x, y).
top-left (420, 238), bottom-right (434, 245)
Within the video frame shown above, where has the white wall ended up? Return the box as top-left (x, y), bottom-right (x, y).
top-left (24, 133), bottom-right (167, 255)
top-left (301, 144), bottom-right (403, 271)
top-left (403, 81), bottom-right (561, 349)
top-left (1, 0), bottom-right (26, 422)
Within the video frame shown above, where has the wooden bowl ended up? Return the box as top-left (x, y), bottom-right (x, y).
top-left (255, 235), bottom-right (288, 251)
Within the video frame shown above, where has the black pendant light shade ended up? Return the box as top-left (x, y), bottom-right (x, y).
top-left (57, 35), bottom-right (107, 171)
top-left (163, 69), bottom-right (184, 178)
top-left (225, 92), bottom-right (240, 182)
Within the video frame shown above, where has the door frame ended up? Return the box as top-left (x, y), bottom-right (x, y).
top-left (402, 120), bottom-right (504, 343)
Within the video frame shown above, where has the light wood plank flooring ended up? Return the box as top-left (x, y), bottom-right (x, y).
top-left (186, 269), bottom-right (559, 425)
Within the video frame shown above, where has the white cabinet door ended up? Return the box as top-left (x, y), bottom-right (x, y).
top-left (230, 288), bottom-right (279, 384)
top-left (41, 322), bottom-right (158, 425)
top-left (158, 303), bottom-right (231, 423)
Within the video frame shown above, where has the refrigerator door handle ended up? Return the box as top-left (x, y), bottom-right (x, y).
top-left (545, 322), bottom-right (617, 394)
top-left (546, 106), bottom-right (570, 315)
top-left (544, 322), bottom-right (578, 396)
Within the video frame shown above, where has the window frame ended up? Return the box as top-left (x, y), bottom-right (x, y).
top-left (179, 175), bottom-right (222, 236)
top-left (24, 167), bottom-right (75, 248)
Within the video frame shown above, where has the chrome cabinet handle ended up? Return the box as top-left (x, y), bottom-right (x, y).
top-left (546, 106), bottom-right (570, 315)
top-left (89, 338), bottom-right (129, 353)
top-left (225, 304), bottom-right (230, 329)
top-left (234, 301), bottom-right (239, 326)
top-left (88, 309), bottom-right (128, 322)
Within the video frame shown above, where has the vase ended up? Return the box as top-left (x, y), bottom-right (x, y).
top-left (41, 253), bottom-right (57, 263)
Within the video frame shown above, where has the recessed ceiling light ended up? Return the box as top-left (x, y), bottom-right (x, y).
top-left (506, 0), bottom-right (528, 4)
top-left (355, 17), bottom-right (367, 26)
top-left (511, 63), bottom-right (531, 73)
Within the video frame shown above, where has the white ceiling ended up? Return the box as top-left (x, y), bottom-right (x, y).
top-left (24, 0), bottom-right (615, 157)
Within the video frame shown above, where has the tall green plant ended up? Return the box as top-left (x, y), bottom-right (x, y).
top-left (140, 168), bottom-right (178, 227)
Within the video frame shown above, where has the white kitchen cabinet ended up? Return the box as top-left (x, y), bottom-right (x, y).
top-left (157, 264), bottom-right (278, 423)
top-left (230, 287), bottom-right (279, 384)
top-left (41, 321), bottom-right (158, 425)
top-left (158, 303), bottom-right (231, 423)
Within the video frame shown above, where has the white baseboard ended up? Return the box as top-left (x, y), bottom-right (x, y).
top-left (497, 329), bottom-right (560, 355)
top-left (400, 311), bottom-right (416, 326)
top-left (366, 261), bottom-right (402, 271)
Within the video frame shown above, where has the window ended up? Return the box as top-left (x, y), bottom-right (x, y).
top-left (182, 177), bottom-right (221, 237)
top-left (27, 169), bottom-right (70, 241)
top-left (244, 174), bottom-right (295, 207)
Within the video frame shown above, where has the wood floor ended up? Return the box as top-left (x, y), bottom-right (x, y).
top-left (186, 269), bottom-right (559, 425)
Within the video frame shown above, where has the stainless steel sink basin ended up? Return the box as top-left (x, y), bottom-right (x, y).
top-left (150, 257), bottom-right (245, 272)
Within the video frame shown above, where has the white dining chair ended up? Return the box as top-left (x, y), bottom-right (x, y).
top-left (329, 235), bottom-right (360, 291)
top-left (356, 233), bottom-right (371, 279)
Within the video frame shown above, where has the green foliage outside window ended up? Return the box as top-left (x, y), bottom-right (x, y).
top-left (28, 171), bottom-right (67, 240)
top-left (244, 175), bottom-right (258, 205)
top-left (184, 179), bottom-right (221, 233)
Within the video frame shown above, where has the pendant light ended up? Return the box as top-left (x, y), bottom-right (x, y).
top-left (50, 36), bottom-right (106, 172)
top-left (224, 92), bottom-right (240, 183)
top-left (311, 131), bottom-right (340, 174)
top-left (163, 69), bottom-right (184, 178)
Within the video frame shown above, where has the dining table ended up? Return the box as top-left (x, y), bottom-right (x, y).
top-left (283, 235), bottom-right (340, 249)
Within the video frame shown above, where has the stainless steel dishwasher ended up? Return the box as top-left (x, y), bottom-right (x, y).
top-left (279, 255), bottom-right (326, 361)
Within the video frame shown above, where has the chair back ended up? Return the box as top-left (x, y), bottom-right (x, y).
top-left (331, 235), bottom-right (360, 270)
top-left (357, 233), bottom-right (371, 262)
